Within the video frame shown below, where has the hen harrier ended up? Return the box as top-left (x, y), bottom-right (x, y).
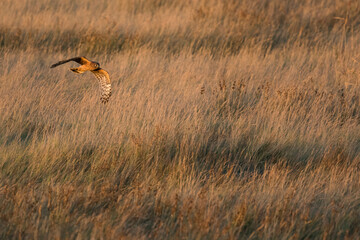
top-left (50, 57), bottom-right (112, 103)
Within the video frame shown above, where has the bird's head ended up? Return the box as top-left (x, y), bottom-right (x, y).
top-left (92, 62), bottom-right (101, 69)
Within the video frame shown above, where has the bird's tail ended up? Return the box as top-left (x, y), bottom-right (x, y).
top-left (70, 68), bottom-right (85, 74)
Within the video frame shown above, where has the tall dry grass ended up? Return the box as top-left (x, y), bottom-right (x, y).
top-left (0, 0), bottom-right (360, 239)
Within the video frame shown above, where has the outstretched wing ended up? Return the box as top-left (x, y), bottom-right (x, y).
top-left (91, 69), bottom-right (112, 103)
top-left (50, 57), bottom-right (91, 68)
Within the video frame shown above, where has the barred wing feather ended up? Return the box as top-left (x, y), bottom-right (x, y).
top-left (91, 69), bottom-right (112, 103)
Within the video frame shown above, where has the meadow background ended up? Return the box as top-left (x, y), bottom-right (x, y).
top-left (0, 0), bottom-right (360, 239)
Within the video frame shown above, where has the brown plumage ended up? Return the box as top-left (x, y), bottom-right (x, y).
top-left (50, 57), bottom-right (112, 103)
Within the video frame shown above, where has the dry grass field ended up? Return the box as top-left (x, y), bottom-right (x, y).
top-left (1, 0), bottom-right (360, 239)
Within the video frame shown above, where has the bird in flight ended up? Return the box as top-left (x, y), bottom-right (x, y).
top-left (50, 56), bottom-right (112, 103)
